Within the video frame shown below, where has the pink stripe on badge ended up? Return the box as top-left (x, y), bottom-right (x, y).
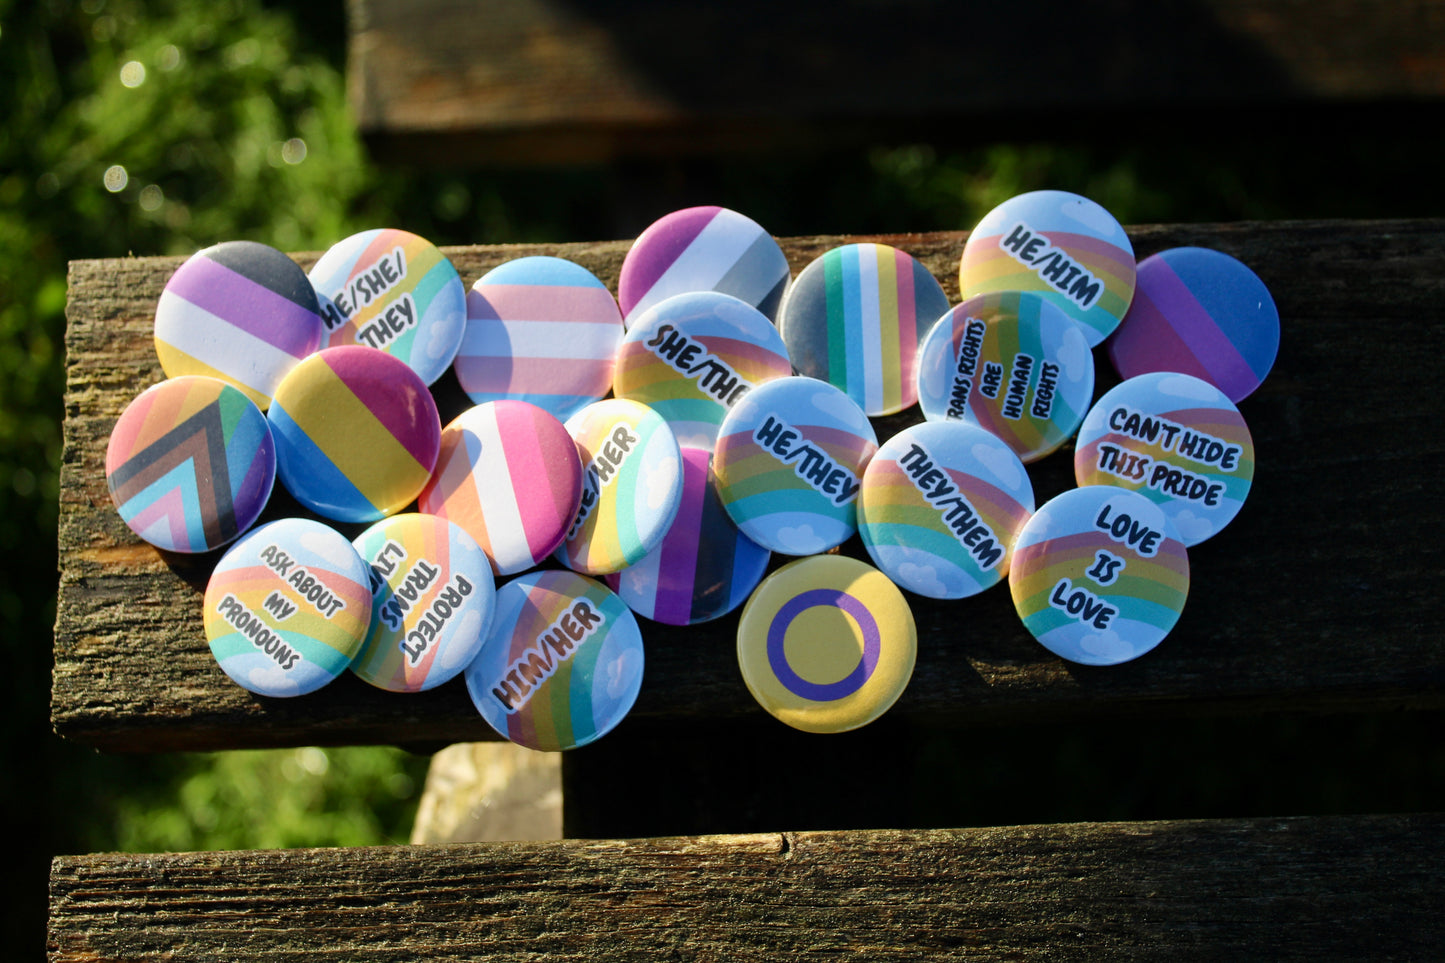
top-left (453, 356), bottom-right (595, 394)
top-left (467, 284), bottom-right (624, 323)
top-left (164, 254), bottom-right (321, 357)
top-left (495, 403), bottom-right (581, 561)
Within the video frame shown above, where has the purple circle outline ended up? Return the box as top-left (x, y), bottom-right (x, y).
top-left (766, 588), bottom-right (881, 701)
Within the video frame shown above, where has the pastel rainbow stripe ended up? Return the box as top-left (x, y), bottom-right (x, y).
top-left (960, 190), bottom-right (1136, 346)
top-left (618, 206), bottom-right (791, 325)
top-left (309, 229), bottom-right (467, 385)
top-left (614, 290), bottom-right (794, 449)
top-left (154, 241), bottom-right (324, 410)
top-left (559, 399), bottom-right (683, 575)
top-left (916, 292), bottom-right (1094, 464)
top-left (605, 447), bottom-right (771, 625)
top-left (349, 513), bottom-right (496, 693)
top-left (466, 570), bottom-right (644, 751)
top-left (268, 346), bottom-right (441, 523)
top-left (1107, 247), bottom-right (1280, 402)
top-left (858, 422), bottom-right (1034, 599)
top-left (779, 243), bottom-right (951, 415)
top-left (1074, 372), bottom-right (1255, 546)
top-left (455, 256), bottom-right (624, 420)
top-left (1009, 487), bottom-right (1189, 665)
top-left (106, 376), bottom-right (275, 553)
top-left (205, 519), bottom-right (373, 697)
top-left (418, 401), bottom-right (583, 576)
top-left (713, 377), bottom-right (878, 555)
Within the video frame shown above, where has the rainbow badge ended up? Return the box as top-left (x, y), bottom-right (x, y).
top-left (779, 243), bottom-right (951, 416)
top-left (350, 513), bottom-right (497, 693)
top-left (106, 376), bottom-right (276, 553)
top-left (960, 190), bottom-right (1136, 347)
top-left (466, 570), bottom-right (644, 751)
top-left (309, 228), bottom-right (467, 385)
top-left (1009, 486), bottom-right (1190, 666)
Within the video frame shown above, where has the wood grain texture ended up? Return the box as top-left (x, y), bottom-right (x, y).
top-left (48, 814), bottom-right (1445, 961)
top-left (348, 0), bottom-right (1445, 163)
top-left (54, 220), bottom-right (1445, 752)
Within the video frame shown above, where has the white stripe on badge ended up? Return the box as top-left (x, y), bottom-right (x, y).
top-left (466, 410), bottom-right (532, 575)
top-left (461, 319), bottom-right (622, 361)
top-left (156, 289), bottom-right (304, 395)
top-left (857, 246), bottom-right (884, 413)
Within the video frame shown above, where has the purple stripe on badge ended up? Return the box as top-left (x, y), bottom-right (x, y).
top-left (166, 254), bottom-right (323, 358)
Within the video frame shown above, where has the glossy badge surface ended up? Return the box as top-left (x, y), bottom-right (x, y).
top-left (106, 376), bottom-right (275, 553)
top-left (1075, 372), bottom-right (1255, 546)
top-left (559, 399), bottom-right (683, 575)
top-left (713, 376), bottom-right (878, 555)
top-left (309, 229), bottom-right (467, 385)
top-left (466, 570), bottom-right (644, 751)
top-left (1108, 247), bottom-right (1280, 402)
top-left (154, 240), bottom-right (324, 410)
top-left (350, 513), bottom-right (497, 692)
top-left (779, 243), bottom-right (950, 416)
top-left (1009, 486), bottom-right (1189, 666)
top-left (617, 206), bottom-right (791, 325)
top-left (455, 256), bottom-right (624, 420)
top-left (606, 447), bottom-right (772, 625)
top-left (859, 421), bottom-right (1035, 599)
top-left (737, 555), bottom-right (916, 733)
top-left (269, 345), bottom-right (441, 523)
top-left (959, 190), bottom-right (1136, 347)
top-left (418, 400), bottom-right (584, 576)
top-left (613, 290), bottom-right (793, 449)
top-left (915, 292), bottom-right (1094, 463)
top-left (204, 518), bottom-right (372, 697)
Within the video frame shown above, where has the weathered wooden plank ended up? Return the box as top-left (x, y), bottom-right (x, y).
top-left (54, 220), bottom-right (1445, 752)
top-left (348, 0), bottom-right (1445, 164)
top-left (48, 814), bottom-right (1445, 961)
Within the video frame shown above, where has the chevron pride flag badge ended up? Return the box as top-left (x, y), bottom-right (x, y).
top-left (153, 240), bottom-right (325, 410)
top-left (106, 375), bottom-right (277, 554)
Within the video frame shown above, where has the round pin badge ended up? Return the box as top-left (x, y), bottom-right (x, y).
top-left (455, 256), bottom-right (624, 421)
top-left (154, 240), bottom-right (325, 410)
top-left (349, 513), bottom-right (497, 692)
top-left (778, 243), bottom-right (951, 416)
top-left (204, 518), bottom-right (373, 697)
top-left (605, 447), bottom-right (772, 625)
top-left (1074, 372), bottom-right (1255, 546)
top-left (1108, 247), bottom-right (1280, 402)
top-left (618, 206), bottom-right (791, 326)
top-left (1009, 486), bottom-right (1189, 666)
top-left (713, 376), bottom-right (878, 555)
top-left (959, 190), bottom-right (1136, 347)
top-left (105, 376), bottom-right (276, 553)
top-left (737, 555), bottom-right (916, 733)
top-left (858, 421), bottom-right (1035, 599)
top-left (613, 290), bottom-right (794, 449)
top-left (466, 569), bottom-right (645, 751)
top-left (268, 345), bottom-right (441, 523)
top-left (308, 228), bottom-right (467, 385)
top-left (417, 400), bottom-right (583, 576)
top-left (915, 291), bottom-right (1094, 463)
top-left (558, 399), bottom-right (683, 575)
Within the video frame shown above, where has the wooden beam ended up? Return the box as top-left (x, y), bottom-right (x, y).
top-left (54, 220), bottom-right (1445, 752)
top-left (347, 0), bottom-right (1445, 164)
top-left (48, 814), bottom-right (1445, 960)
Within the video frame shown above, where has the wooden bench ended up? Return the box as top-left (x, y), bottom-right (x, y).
top-left (50, 220), bottom-right (1445, 958)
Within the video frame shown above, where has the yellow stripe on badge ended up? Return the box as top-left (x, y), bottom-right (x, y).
top-left (154, 341), bottom-right (274, 410)
top-left (875, 245), bottom-right (901, 414)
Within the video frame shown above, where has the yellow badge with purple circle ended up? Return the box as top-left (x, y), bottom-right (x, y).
top-left (309, 228), bottom-right (467, 385)
top-left (204, 518), bottom-right (373, 697)
top-left (959, 189), bottom-right (1136, 347)
top-left (466, 570), bottom-right (645, 751)
top-left (915, 292), bottom-right (1093, 463)
top-left (738, 555), bottom-right (916, 733)
top-left (558, 398), bottom-right (683, 576)
top-left (859, 421), bottom-right (1034, 599)
top-left (1009, 487), bottom-right (1189, 666)
top-left (1075, 372), bottom-right (1255, 546)
top-left (350, 513), bottom-right (497, 693)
